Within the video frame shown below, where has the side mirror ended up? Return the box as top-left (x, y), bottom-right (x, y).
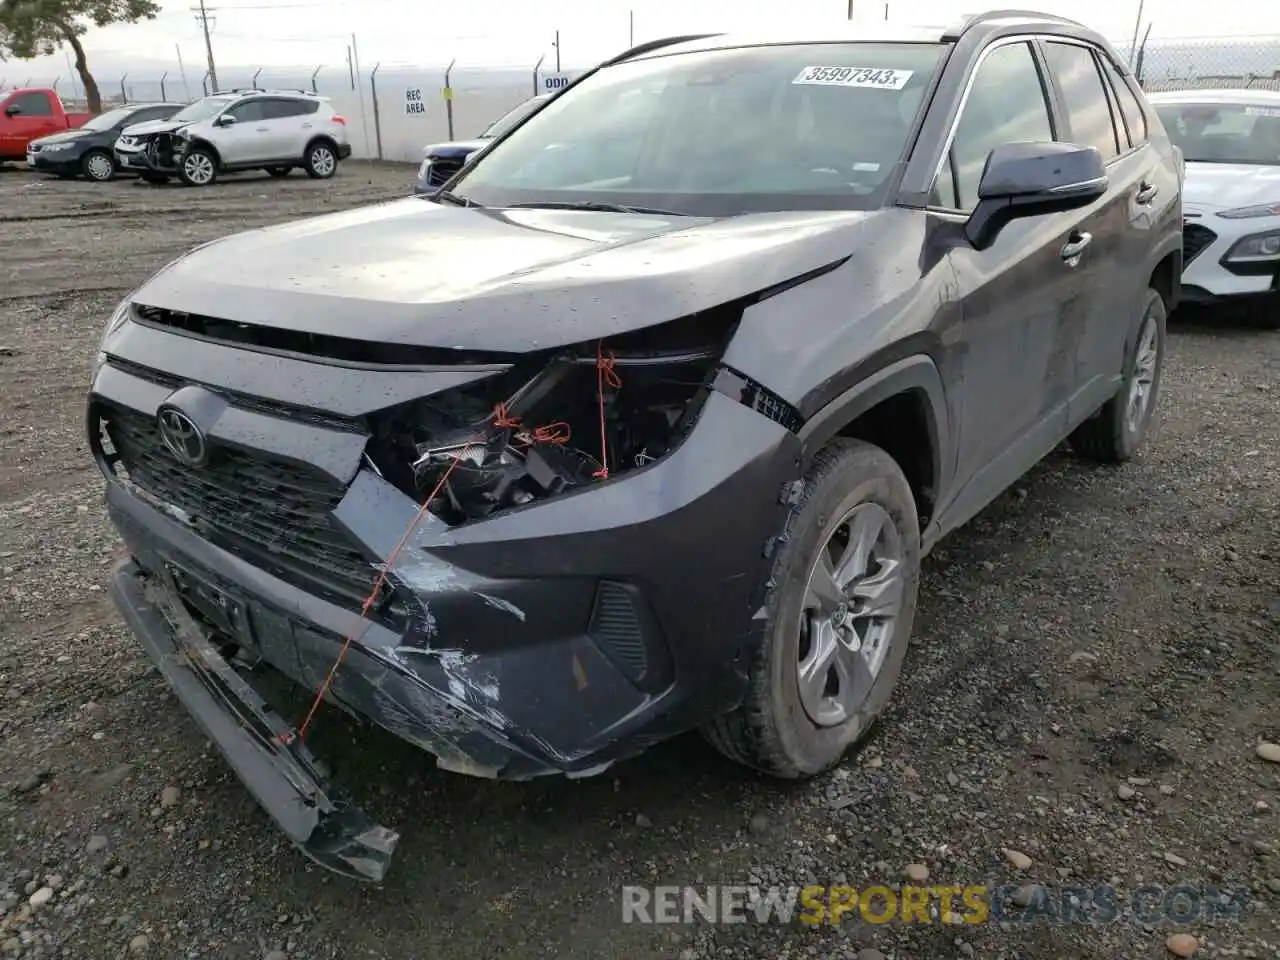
top-left (965, 141), bottom-right (1107, 249)
top-left (4, 104), bottom-right (21, 117)
top-left (214, 114), bottom-right (236, 127)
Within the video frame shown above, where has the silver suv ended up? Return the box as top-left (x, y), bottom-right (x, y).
top-left (114, 89), bottom-right (352, 187)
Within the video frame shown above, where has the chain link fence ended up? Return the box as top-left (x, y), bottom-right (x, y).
top-left (1128, 35), bottom-right (1280, 92)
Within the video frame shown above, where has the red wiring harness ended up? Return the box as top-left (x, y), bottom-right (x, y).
top-left (288, 340), bottom-right (621, 742)
top-left (593, 342), bottom-right (622, 479)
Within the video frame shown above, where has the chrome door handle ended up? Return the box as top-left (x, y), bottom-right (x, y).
top-left (1061, 231), bottom-right (1092, 265)
top-left (256, 126), bottom-right (269, 132)
top-left (1136, 181), bottom-right (1158, 204)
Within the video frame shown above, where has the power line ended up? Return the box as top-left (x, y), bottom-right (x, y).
top-left (192, 0), bottom-right (219, 92)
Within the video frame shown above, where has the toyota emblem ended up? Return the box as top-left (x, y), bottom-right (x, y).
top-left (157, 407), bottom-right (208, 467)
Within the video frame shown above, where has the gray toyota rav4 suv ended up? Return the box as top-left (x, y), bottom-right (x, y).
top-left (88, 11), bottom-right (1182, 880)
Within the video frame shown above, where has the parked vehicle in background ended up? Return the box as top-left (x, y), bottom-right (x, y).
top-left (89, 11), bottom-right (1180, 882)
top-left (26, 102), bottom-right (186, 182)
top-left (1149, 89), bottom-right (1280, 323)
top-left (114, 89), bottom-right (350, 186)
top-left (414, 93), bottom-right (550, 194)
top-left (0, 88), bottom-right (92, 164)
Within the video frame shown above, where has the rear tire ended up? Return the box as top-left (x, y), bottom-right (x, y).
top-left (178, 146), bottom-right (218, 187)
top-left (702, 439), bottom-right (920, 779)
top-left (80, 149), bottom-right (116, 182)
top-left (303, 141), bottom-right (337, 179)
top-left (1070, 286), bottom-right (1166, 463)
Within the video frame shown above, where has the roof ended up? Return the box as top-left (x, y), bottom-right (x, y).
top-left (1146, 88), bottom-right (1280, 104)
top-left (617, 10), bottom-right (1097, 62)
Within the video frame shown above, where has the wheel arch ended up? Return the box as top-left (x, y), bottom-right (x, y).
top-left (1148, 246), bottom-right (1181, 315)
top-left (305, 134), bottom-right (340, 158)
top-left (796, 355), bottom-right (950, 529)
top-left (184, 138), bottom-right (223, 168)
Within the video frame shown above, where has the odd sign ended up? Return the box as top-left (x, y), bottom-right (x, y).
top-left (541, 73), bottom-right (571, 93)
top-left (405, 88), bottom-right (426, 115)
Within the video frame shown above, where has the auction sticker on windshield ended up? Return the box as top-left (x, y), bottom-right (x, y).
top-left (792, 66), bottom-right (913, 89)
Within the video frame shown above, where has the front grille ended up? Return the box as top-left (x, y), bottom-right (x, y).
top-left (100, 403), bottom-right (379, 605)
top-left (427, 158), bottom-right (465, 187)
top-left (1183, 223), bottom-right (1218, 266)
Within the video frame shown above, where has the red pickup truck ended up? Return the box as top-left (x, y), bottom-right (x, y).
top-left (0, 88), bottom-right (92, 163)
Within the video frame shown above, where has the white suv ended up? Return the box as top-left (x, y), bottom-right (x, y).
top-left (114, 89), bottom-right (351, 187)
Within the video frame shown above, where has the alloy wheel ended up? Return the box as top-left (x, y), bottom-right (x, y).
top-left (311, 147), bottom-right (336, 176)
top-left (1126, 304), bottom-right (1160, 434)
top-left (184, 153), bottom-right (215, 185)
top-left (797, 501), bottom-right (906, 728)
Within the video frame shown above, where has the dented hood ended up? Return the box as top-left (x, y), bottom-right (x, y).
top-left (134, 197), bottom-right (877, 353)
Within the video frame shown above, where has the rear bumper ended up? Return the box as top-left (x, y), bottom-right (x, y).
top-left (111, 560), bottom-right (399, 881)
top-left (337, 143), bottom-right (352, 160)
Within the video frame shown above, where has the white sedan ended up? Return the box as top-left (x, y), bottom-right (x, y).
top-left (1149, 89), bottom-right (1280, 320)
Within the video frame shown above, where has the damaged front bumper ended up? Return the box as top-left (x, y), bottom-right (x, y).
top-left (91, 320), bottom-right (803, 879)
top-left (111, 560), bottom-right (398, 882)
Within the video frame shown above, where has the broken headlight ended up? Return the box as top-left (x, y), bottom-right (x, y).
top-left (365, 307), bottom-right (740, 525)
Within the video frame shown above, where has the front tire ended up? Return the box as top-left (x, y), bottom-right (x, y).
top-left (81, 149), bottom-right (116, 182)
top-left (303, 141), bottom-right (337, 179)
top-left (178, 146), bottom-right (218, 187)
top-left (1070, 286), bottom-right (1166, 463)
top-left (703, 439), bottom-right (921, 778)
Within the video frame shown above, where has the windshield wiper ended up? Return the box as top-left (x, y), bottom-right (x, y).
top-left (506, 200), bottom-right (687, 216)
top-left (431, 190), bottom-right (483, 208)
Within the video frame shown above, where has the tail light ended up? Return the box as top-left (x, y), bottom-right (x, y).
top-left (332, 115), bottom-right (347, 125)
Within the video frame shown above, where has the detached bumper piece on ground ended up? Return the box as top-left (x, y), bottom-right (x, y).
top-left (111, 562), bottom-right (398, 881)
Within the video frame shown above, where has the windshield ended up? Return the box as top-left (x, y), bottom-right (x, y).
top-left (1154, 101), bottom-right (1280, 165)
top-left (451, 42), bottom-right (947, 215)
top-left (481, 97), bottom-right (547, 139)
top-left (83, 106), bottom-right (142, 132)
top-left (168, 96), bottom-right (234, 124)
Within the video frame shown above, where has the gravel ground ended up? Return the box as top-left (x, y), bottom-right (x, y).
top-left (0, 163), bottom-right (1277, 960)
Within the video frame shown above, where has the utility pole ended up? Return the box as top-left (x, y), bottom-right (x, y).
top-left (846, 0), bottom-right (853, 17)
top-left (175, 43), bottom-right (191, 99)
top-left (553, 30), bottom-right (560, 73)
top-left (192, 0), bottom-right (219, 94)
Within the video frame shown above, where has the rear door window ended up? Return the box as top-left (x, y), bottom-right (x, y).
top-left (1100, 56), bottom-right (1148, 145)
top-left (262, 99), bottom-right (316, 119)
top-left (1041, 41), bottom-right (1120, 160)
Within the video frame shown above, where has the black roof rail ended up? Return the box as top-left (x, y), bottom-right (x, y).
top-left (601, 33), bottom-right (723, 67)
top-left (224, 87), bottom-right (315, 96)
top-left (940, 8), bottom-right (1082, 41)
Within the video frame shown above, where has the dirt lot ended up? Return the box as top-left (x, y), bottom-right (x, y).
top-left (0, 162), bottom-right (1277, 960)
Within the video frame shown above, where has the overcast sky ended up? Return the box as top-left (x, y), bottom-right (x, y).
top-left (2, 0), bottom-right (1276, 80)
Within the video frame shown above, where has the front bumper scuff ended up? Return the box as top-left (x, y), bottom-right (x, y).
top-left (111, 560), bottom-right (398, 882)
